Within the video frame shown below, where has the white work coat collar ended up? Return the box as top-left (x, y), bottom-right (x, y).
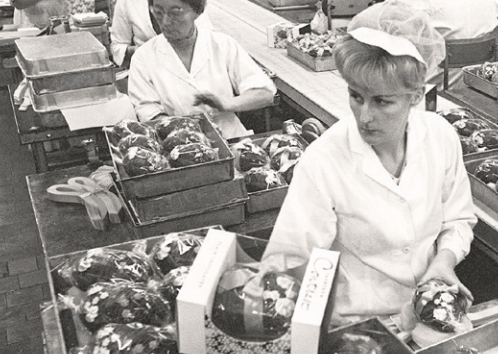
top-left (156, 26), bottom-right (210, 84)
top-left (347, 109), bottom-right (427, 194)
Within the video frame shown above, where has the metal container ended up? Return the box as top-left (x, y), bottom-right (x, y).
top-left (229, 132), bottom-right (308, 214)
top-left (108, 115), bottom-right (236, 200)
top-left (23, 64), bottom-right (115, 95)
top-left (463, 64), bottom-right (498, 99)
top-left (127, 173), bottom-right (248, 222)
top-left (287, 43), bottom-right (336, 72)
top-left (267, 0), bottom-right (317, 6)
top-left (115, 179), bottom-right (247, 239)
top-left (415, 318), bottom-right (498, 353)
top-left (27, 80), bottom-right (117, 112)
top-left (323, 318), bottom-right (413, 354)
top-left (464, 150), bottom-right (498, 213)
top-left (15, 31), bottom-right (110, 76)
top-left (45, 225), bottom-right (224, 353)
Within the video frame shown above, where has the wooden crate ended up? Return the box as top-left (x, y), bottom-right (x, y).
top-left (287, 43), bottom-right (336, 72)
top-left (108, 114), bottom-right (235, 200)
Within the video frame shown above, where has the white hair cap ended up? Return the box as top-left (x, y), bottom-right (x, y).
top-left (347, 0), bottom-right (446, 78)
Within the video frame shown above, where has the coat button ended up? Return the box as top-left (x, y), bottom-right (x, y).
top-left (403, 247), bottom-right (410, 253)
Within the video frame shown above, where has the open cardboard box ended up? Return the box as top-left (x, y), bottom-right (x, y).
top-left (176, 228), bottom-right (340, 354)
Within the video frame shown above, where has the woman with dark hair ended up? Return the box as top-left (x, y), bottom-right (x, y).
top-left (110, 0), bottom-right (212, 69)
top-left (263, 0), bottom-right (476, 327)
top-left (128, 0), bottom-right (276, 139)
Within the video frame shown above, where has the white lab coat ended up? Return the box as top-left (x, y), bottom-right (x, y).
top-left (110, 0), bottom-right (213, 66)
top-left (263, 109), bottom-right (476, 325)
top-left (128, 27), bottom-right (277, 139)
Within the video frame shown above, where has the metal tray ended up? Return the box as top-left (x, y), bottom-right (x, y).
top-left (287, 43), bottom-right (336, 72)
top-left (115, 178), bottom-right (247, 239)
top-left (415, 318), bottom-right (498, 353)
top-left (28, 80), bottom-right (117, 112)
top-left (22, 64), bottom-right (115, 95)
top-left (15, 32), bottom-right (110, 76)
top-left (126, 173), bottom-right (248, 222)
top-left (464, 150), bottom-right (498, 213)
top-left (229, 132), bottom-right (308, 214)
top-left (463, 64), bottom-right (498, 99)
top-left (45, 225), bottom-right (224, 354)
top-left (108, 115), bottom-right (235, 200)
top-left (324, 317), bottom-right (413, 354)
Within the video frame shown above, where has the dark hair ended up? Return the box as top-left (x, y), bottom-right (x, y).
top-left (148, 0), bottom-right (206, 14)
top-left (333, 34), bottom-right (426, 93)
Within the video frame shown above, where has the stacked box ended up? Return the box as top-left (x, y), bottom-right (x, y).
top-left (15, 31), bottom-right (117, 113)
top-left (108, 115), bottom-right (248, 238)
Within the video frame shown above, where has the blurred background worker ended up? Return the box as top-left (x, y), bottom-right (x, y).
top-left (10, 0), bottom-right (68, 28)
top-left (110, 0), bottom-right (212, 69)
top-left (391, 0), bottom-right (498, 90)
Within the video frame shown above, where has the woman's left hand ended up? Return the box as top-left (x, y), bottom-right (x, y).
top-left (194, 92), bottom-right (231, 112)
top-left (418, 249), bottom-right (474, 303)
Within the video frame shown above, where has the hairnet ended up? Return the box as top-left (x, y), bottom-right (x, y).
top-left (347, 0), bottom-right (445, 78)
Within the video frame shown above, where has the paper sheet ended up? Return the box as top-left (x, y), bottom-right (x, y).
top-left (61, 92), bottom-right (137, 131)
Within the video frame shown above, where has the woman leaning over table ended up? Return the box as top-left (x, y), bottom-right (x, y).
top-left (127, 0), bottom-right (276, 139)
top-left (110, 0), bottom-right (212, 69)
top-left (262, 1), bottom-right (477, 327)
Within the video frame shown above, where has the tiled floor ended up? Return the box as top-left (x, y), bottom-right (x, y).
top-left (0, 86), bottom-right (50, 354)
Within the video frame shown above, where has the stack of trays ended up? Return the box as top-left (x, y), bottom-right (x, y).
top-left (108, 116), bottom-right (249, 239)
top-left (15, 31), bottom-right (116, 113)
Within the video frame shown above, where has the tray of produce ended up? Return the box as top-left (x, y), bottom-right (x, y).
top-left (437, 107), bottom-right (498, 156)
top-left (113, 176), bottom-right (247, 239)
top-left (229, 131), bottom-right (308, 214)
top-left (463, 149), bottom-right (498, 213)
top-left (287, 32), bottom-right (340, 72)
top-left (463, 62), bottom-right (498, 99)
top-left (45, 226), bottom-right (223, 354)
top-left (105, 114), bottom-right (235, 200)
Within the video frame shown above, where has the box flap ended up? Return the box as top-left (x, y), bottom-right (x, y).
top-left (177, 229), bottom-right (238, 354)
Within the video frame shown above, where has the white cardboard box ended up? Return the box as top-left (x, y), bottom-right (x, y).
top-left (176, 229), bottom-right (238, 354)
top-left (291, 248), bottom-right (339, 354)
top-left (177, 228), bottom-right (339, 354)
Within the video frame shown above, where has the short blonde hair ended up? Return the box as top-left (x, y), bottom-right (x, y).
top-left (333, 34), bottom-right (427, 93)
